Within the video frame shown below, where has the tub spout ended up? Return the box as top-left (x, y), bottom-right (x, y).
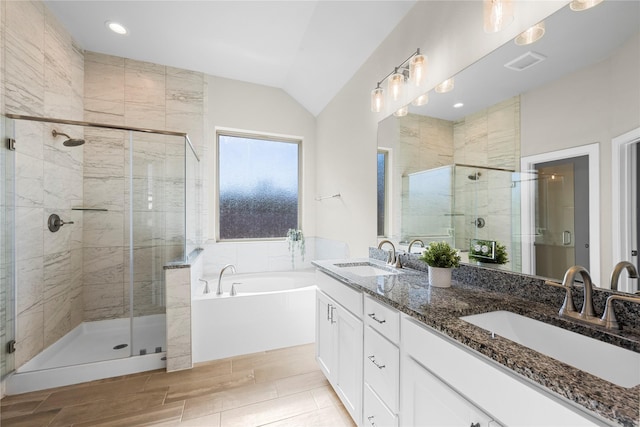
top-left (217, 264), bottom-right (236, 296)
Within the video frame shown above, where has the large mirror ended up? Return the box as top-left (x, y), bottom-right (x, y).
top-left (377, 1), bottom-right (640, 291)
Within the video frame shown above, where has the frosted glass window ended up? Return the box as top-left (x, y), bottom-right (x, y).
top-left (377, 151), bottom-right (387, 237)
top-left (218, 133), bottom-right (300, 240)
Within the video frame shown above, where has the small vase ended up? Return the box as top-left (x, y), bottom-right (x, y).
top-left (428, 266), bottom-right (452, 288)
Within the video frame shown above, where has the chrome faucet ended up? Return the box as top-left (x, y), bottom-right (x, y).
top-left (610, 261), bottom-right (638, 291)
top-left (545, 265), bottom-right (596, 321)
top-left (217, 264), bottom-right (236, 296)
top-left (407, 239), bottom-right (425, 254)
top-left (378, 240), bottom-right (401, 268)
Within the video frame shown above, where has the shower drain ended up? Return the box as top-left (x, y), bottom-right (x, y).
top-left (113, 343), bottom-right (128, 350)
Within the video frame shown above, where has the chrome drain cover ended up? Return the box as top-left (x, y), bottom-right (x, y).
top-left (113, 343), bottom-right (128, 350)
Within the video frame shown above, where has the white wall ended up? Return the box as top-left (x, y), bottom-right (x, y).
top-left (521, 31), bottom-right (640, 286)
top-left (201, 75), bottom-right (318, 276)
top-left (315, 1), bottom-right (567, 257)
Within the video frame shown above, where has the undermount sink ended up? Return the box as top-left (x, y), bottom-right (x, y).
top-left (334, 262), bottom-right (398, 277)
top-left (460, 310), bottom-right (640, 388)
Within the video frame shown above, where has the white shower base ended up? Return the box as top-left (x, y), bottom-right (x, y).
top-left (7, 315), bottom-right (166, 394)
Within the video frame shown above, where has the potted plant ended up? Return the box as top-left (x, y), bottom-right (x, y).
top-left (286, 228), bottom-right (305, 269)
top-left (419, 241), bottom-right (460, 288)
top-left (469, 239), bottom-right (508, 267)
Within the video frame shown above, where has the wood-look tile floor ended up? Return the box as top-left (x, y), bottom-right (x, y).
top-left (0, 344), bottom-right (356, 427)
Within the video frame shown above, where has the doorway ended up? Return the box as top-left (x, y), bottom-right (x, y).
top-left (612, 127), bottom-right (640, 293)
top-left (521, 143), bottom-right (600, 284)
top-left (533, 156), bottom-right (589, 280)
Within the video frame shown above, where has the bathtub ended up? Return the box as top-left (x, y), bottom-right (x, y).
top-left (192, 270), bottom-right (316, 363)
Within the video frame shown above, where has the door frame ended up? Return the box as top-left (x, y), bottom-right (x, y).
top-left (521, 143), bottom-right (600, 285)
top-left (612, 127), bottom-right (640, 292)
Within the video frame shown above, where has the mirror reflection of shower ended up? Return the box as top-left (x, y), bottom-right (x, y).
top-left (52, 129), bottom-right (85, 146)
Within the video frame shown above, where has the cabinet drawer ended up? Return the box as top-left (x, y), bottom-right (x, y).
top-left (364, 326), bottom-right (399, 412)
top-left (364, 295), bottom-right (400, 343)
top-left (363, 383), bottom-right (398, 427)
top-left (316, 271), bottom-right (362, 318)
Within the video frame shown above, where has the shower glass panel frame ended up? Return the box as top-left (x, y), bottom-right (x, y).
top-left (6, 114), bottom-right (199, 374)
top-left (1, 115), bottom-right (17, 380)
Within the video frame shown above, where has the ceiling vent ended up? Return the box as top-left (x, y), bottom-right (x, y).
top-left (504, 51), bottom-right (547, 71)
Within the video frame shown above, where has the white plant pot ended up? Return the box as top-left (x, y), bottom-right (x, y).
top-left (428, 266), bottom-right (452, 288)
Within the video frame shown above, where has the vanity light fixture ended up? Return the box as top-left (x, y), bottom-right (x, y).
top-left (106, 21), bottom-right (128, 35)
top-left (569, 0), bottom-right (604, 11)
top-left (483, 0), bottom-right (514, 33)
top-left (515, 22), bottom-right (546, 46)
top-left (370, 48), bottom-right (426, 113)
top-left (435, 78), bottom-right (455, 94)
top-left (411, 93), bottom-right (429, 107)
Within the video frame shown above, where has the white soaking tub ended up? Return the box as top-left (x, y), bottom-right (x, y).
top-left (191, 270), bottom-right (316, 362)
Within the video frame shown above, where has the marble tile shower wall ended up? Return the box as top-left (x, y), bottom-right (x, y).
top-left (4, 1), bottom-right (85, 368)
top-left (83, 51), bottom-right (205, 321)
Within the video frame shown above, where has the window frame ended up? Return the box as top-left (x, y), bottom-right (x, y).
top-left (215, 129), bottom-right (302, 242)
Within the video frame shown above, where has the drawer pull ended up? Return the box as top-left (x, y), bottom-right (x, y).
top-left (368, 355), bottom-right (386, 369)
top-left (329, 305), bottom-right (336, 324)
top-left (368, 415), bottom-right (376, 426)
top-left (470, 423), bottom-right (480, 427)
top-left (368, 313), bottom-right (386, 324)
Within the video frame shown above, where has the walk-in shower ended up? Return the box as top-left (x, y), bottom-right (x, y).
top-left (401, 164), bottom-right (520, 270)
top-left (1, 114), bottom-right (201, 393)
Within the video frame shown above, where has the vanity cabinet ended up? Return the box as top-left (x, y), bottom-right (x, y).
top-left (316, 272), bottom-right (363, 425)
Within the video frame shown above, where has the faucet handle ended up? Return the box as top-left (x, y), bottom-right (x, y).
top-left (199, 278), bottom-right (210, 294)
top-left (230, 282), bottom-right (241, 296)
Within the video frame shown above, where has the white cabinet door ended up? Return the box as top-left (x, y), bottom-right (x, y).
top-left (334, 301), bottom-right (363, 425)
top-left (316, 290), bottom-right (334, 380)
top-left (401, 355), bottom-right (498, 427)
top-left (315, 289), bottom-right (363, 426)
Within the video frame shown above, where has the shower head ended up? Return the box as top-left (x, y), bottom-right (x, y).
top-left (52, 129), bottom-right (85, 147)
top-left (468, 172), bottom-right (481, 181)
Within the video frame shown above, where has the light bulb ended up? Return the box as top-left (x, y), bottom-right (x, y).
top-left (393, 105), bottom-right (409, 117)
top-left (435, 78), bottom-right (455, 94)
top-left (409, 54), bottom-right (427, 86)
top-left (388, 71), bottom-right (406, 102)
top-left (515, 22), bottom-right (545, 46)
top-left (483, 0), bottom-right (514, 33)
top-left (371, 87), bottom-right (384, 113)
top-left (411, 93), bottom-right (429, 107)
top-left (570, 0), bottom-right (604, 11)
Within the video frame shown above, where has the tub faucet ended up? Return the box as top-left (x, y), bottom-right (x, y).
top-left (408, 239), bottom-right (425, 254)
top-left (217, 264), bottom-right (236, 296)
top-left (378, 240), bottom-right (401, 268)
top-left (610, 261), bottom-right (638, 291)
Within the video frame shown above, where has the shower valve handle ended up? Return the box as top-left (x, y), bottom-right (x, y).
top-left (48, 214), bottom-right (74, 232)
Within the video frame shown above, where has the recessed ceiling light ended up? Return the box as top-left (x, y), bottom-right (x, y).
top-left (453, 102), bottom-right (464, 108)
top-left (106, 21), bottom-right (128, 35)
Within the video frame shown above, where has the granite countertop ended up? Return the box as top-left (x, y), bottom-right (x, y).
top-left (312, 258), bottom-right (640, 427)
